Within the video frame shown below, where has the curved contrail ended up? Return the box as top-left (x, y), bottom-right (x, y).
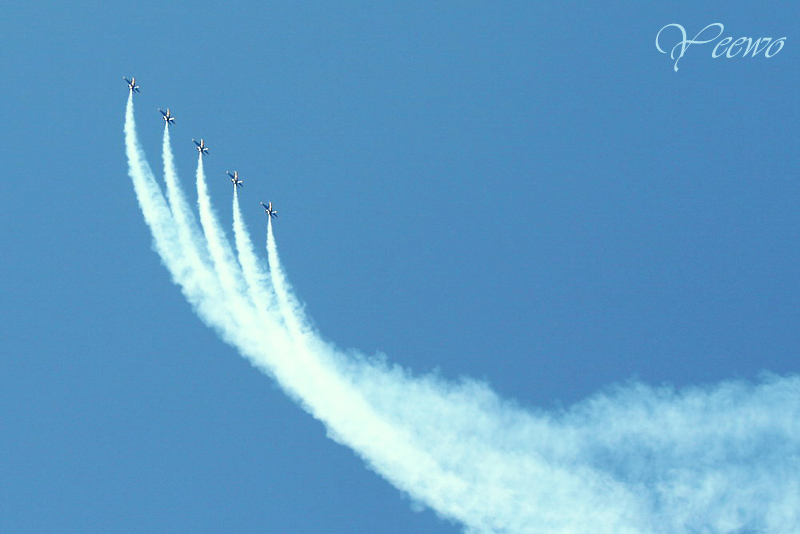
top-left (232, 189), bottom-right (277, 323)
top-left (125, 95), bottom-right (800, 534)
top-left (161, 125), bottom-right (224, 310)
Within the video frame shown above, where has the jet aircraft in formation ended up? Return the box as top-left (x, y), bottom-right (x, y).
top-left (228, 171), bottom-right (243, 189)
top-left (261, 201), bottom-right (278, 219)
top-left (123, 77), bottom-right (140, 93)
top-left (125, 77), bottom-right (279, 219)
top-left (159, 108), bottom-right (175, 126)
top-left (193, 138), bottom-right (209, 156)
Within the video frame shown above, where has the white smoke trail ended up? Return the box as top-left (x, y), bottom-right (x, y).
top-left (264, 218), bottom-right (646, 533)
top-left (230, 189), bottom-right (298, 380)
top-left (160, 125), bottom-right (224, 310)
top-left (231, 189), bottom-right (277, 322)
top-left (194, 155), bottom-right (250, 305)
top-left (265, 218), bottom-right (311, 341)
top-left (124, 96), bottom-right (285, 371)
top-left (125, 97), bottom-right (800, 534)
top-left (260, 218), bottom-right (455, 480)
top-left (124, 95), bottom-right (185, 280)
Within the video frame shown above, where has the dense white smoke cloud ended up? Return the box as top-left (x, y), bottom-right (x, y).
top-left (125, 94), bottom-right (800, 534)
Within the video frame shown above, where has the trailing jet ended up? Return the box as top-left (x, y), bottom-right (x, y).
top-left (260, 201), bottom-right (278, 219)
top-left (123, 77), bottom-right (140, 93)
top-left (193, 138), bottom-right (209, 156)
top-left (159, 108), bottom-right (175, 126)
top-left (227, 171), bottom-right (243, 189)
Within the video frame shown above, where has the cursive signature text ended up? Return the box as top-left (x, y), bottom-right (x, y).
top-left (656, 23), bottom-right (786, 71)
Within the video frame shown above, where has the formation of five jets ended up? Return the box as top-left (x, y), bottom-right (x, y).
top-left (125, 76), bottom-right (277, 220)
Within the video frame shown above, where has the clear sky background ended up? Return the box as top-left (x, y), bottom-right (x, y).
top-left (1, 2), bottom-right (798, 533)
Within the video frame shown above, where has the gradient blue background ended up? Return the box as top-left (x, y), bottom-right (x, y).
top-left (1, 2), bottom-right (797, 532)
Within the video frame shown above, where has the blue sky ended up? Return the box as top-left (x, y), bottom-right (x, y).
top-left (2, 2), bottom-right (799, 533)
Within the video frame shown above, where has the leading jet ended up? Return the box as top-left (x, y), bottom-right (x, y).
top-left (260, 201), bottom-right (278, 219)
top-left (159, 108), bottom-right (175, 126)
top-left (123, 77), bottom-right (140, 93)
top-left (193, 138), bottom-right (209, 156)
top-left (227, 171), bottom-right (243, 189)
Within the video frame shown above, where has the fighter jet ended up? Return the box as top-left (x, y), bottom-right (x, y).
top-left (227, 171), bottom-right (243, 189)
top-left (159, 108), bottom-right (175, 126)
top-left (193, 139), bottom-right (209, 156)
top-left (260, 201), bottom-right (278, 219)
top-left (123, 77), bottom-right (140, 93)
